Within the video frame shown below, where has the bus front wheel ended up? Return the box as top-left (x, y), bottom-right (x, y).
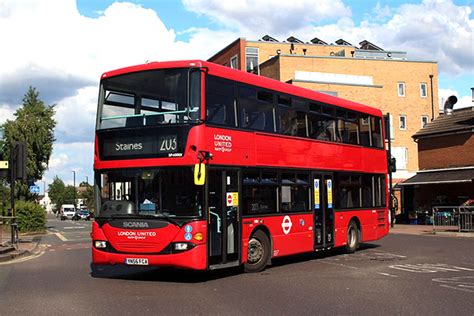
top-left (345, 221), bottom-right (360, 253)
top-left (244, 230), bottom-right (270, 273)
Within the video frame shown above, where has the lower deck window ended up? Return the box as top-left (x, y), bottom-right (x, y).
top-left (242, 172), bottom-right (278, 215)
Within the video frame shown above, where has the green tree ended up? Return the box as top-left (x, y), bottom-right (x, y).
top-left (16, 200), bottom-right (46, 233)
top-left (48, 176), bottom-right (75, 212)
top-left (1, 87), bottom-right (56, 200)
top-left (0, 180), bottom-right (11, 216)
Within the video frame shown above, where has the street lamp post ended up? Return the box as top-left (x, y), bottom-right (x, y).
top-left (72, 170), bottom-right (76, 210)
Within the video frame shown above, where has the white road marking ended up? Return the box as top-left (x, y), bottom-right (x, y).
top-left (321, 261), bottom-right (358, 270)
top-left (389, 263), bottom-right (474, 273)
top-left (55, 233), bottom-right (68, 241)
top-left (63, 226), bottom-right (85, 230)
top-left (439, 285), bottom-right (474, 293)
top-left (377, 272), bottom-right (398, 278)
top-left (373, 252), bottom-right (407, 258)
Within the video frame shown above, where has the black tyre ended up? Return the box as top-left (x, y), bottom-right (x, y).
top-left (345, 220), bottom-right (360, 253)
top-left (244, 230), bottom-right (271, 273)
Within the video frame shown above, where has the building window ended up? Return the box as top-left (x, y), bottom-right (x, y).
top-left (392, 147), bottom-right (408, 170)
top-left (399, 115), bottom-right (407, 130)
top-left (420, 83), bottom-right (427, 98)
top-left (398, 82), bottom-right (406, 97)
top-left (230, 55), bottom-right (238, 69)
top-left (421, 115), bottom-right (429, 128)
top-left (317, 90), bottom-right (338, 97)
top-left (246, 47), bottom-right (259, 74)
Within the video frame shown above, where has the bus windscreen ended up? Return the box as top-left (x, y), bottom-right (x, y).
top-left (97, 68), bottom-right (201, 130)
top-left (96, 167), bottom-right (204, 219)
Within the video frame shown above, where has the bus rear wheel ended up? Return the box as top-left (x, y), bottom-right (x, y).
top-left (244, 230), bottom-right (270, 273)
top-left (345, 221), bottom-right (360, 253)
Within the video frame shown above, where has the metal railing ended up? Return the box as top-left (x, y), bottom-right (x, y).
top-left (0, 216), bottom-right (18, 248)
top-left (432, 206), bottom-right (474, 233)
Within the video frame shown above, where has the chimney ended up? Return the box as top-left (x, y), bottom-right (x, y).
top-left (443, 95), bottom-right (458, 115)
top-left (471, 87), bottom-right (474, 103)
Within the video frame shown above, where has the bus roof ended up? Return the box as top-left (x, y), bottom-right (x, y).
top-left (101, 60), bottom-right (383, 117)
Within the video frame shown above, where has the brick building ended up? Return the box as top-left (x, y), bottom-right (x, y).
top-left (208, 36), bottom-right (439, 186)
top-left (399, 106), bottom-right (474, 221)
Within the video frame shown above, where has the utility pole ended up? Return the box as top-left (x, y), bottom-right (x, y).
top-left (429, 74), bottom-right (434, 121)
top-left (72, 170), bottom-right (76, 210)
top-left (8, 142), bottom-right (27, 246)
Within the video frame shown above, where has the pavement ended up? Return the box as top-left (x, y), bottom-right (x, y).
top-left (0, 235), bottom-right (41, 263)
top-left (390, 223), bottom-right (474, 237)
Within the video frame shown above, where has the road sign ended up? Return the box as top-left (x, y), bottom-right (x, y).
top-left (0, 161), bottom-right (8, 169)
top-left (29, 185), bottom-right (40, 194)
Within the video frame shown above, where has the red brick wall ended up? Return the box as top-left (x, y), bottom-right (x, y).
top-left (418, 133), bottom-right (474, 169)
top-left (208, 39), bottom-right (245, 70)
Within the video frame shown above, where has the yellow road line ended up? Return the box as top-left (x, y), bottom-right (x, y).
top-left (55, 233), bottom-right (68, 241)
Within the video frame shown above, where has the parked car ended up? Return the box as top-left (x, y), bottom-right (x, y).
top-left (72, 209), bottom-right (91, 221)
top-left (60, 204), bottom-right (76, 221)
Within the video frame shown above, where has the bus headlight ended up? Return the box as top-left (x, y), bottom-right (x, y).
top-left (94, 240), bottom-right (107, 249)
top-left (174, 243), bottom-right (189, 251)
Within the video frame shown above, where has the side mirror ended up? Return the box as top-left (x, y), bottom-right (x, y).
top-left (194, 163), bottom-right (206, 185)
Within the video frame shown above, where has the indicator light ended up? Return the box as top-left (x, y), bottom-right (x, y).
top-left (193, 232), bottom-right (203, 241)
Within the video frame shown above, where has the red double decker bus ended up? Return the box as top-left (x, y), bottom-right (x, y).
top-left (92, 60), bottom-right (389, 272)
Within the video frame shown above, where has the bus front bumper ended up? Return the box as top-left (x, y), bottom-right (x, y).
top-left (92, 244), bottom-right (207, 270)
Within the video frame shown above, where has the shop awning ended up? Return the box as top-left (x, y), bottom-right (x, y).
top-left (398, 168), bottom-right (474, 186)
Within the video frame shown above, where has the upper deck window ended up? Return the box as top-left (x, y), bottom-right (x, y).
top-left (97, 68), bottom-right (201, 130)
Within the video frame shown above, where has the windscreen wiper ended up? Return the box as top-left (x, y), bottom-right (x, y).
top-left (155, 210), bottom-right (179, 226)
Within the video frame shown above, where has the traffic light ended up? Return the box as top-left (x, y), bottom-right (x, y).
top-left (14, 142), bottom-right (27, 181)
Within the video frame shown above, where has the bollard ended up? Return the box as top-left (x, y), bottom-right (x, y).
top-left (10, 221), bottom-right (18, 248)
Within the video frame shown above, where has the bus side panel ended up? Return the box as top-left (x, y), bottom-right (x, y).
top-left (202, 127), bottom-right (387, 174)
top-left (242, 214), bottom-right (314, 261)
top-left (334, 210), bottom-right (380, 247)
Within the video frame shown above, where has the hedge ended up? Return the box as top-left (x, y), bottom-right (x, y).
top-left (16, 201), bottom-right (46, 233)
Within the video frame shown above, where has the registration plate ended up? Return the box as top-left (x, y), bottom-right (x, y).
top-left (125, 258), bottom-right (149, 266)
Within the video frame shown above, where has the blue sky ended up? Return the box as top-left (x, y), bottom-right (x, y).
top-left (0, 0), bottom-right (472, 192)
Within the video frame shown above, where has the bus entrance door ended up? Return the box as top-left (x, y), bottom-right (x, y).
top-left (208, 170), bottom-right (240, 268)
top-left (313, 173), bottom-right (335, 249)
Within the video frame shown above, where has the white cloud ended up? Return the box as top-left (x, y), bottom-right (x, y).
top-left (0, 103), bottom-right (16, 124)
top-left (43, 142), bottom-right (94, 186)
top-left (439, 88), bottom-right (473, 110)
top-left (0, 0), bottom-right (240, 186)
top-left (184, 0), bottom-right (473, 76)
top-left (310, 0), bottom-right (473, 76)
top-left (183, 0), bottom-right (351, 36)
top-left (0, 0), bottom-right (235, 139)
top-left (0, 1), bottom-right (232, 104)
top-left (54, 86), bottom-right (98, 143)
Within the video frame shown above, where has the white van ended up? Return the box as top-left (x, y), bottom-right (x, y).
top-left (60, 204), bottom-right (76, 220)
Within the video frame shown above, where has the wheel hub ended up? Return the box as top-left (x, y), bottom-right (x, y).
top-left (348, 227), bottom-right (356, 247)
top-left (247, 238), bottom-right (264, 264)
